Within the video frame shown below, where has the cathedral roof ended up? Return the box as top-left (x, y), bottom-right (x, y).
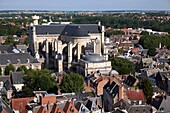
top-left (35, 25), bottom-right (66, 35)
top-left (34, 24), bottom-right (102, 36)
top-left (83, 53), bottom-right (104, 62)
top-left (61, 24), bottom-right (102, 37)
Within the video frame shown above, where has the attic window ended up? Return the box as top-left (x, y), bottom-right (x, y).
top-left (17, 59), bottom-right (21, 64)
top-left (7, 60), bottom-right (11, 64)
top-left (27, 59), bottom-right (30, 63)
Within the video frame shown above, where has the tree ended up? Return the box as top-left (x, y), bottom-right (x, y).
top-left (60, 72), bottom-right (84, 95)
top-left (109, 56), bottom-right (135, 75)
top-left (139, 78), bottom-right (153, 104)
top-left (23, 37), bottom-right (29, 45)
top-left (4, 36), bottom-right (14, 45)
top-left (23, 69), bottom-right (57, 92)
top-left (4, 64), bottom-right (15, 75)
top-left (17, 65), bottom-right (28, 74)
top-left (0, 67), bottom-right (2, 75)
top-left (139, 34), bottom-right (170, 56)
top-left (105, 28), bottom-right (124, 37)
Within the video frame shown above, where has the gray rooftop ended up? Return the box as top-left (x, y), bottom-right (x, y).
top-left (35, 24), bottom-right (102, 37)
top-left (0, 53), bottom-right (39, 65)
top-left (82, 53), bottom-right (104, 62)
top-left (0, 45), bottom-right (14, 53)
top-left (10, 71), bottom-right (24, 84)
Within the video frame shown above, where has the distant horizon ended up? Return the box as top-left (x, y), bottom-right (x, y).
top-left (0, 0), bottom-right (170, 11)
top-left (0, 9), bottom-right (170, 12)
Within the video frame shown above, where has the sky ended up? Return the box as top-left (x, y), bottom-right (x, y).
top-left (0, 0), bottom-right (170, 11)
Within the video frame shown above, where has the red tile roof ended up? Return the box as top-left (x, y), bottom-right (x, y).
top-left (11, 97), bottom-right (34, 113)
top-left (126, 89), bottom-right (146, 101)
top-left (51, 103), bottom-right (64, 113)
top-left (37, 106), bottom-right (47, 113)
top-left (63, 101), bottom-right (78, 113)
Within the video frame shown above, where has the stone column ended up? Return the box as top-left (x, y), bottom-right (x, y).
top-left (93, 41), bottom-right (96, 53)
top-left (32, 26), bottom-right (37, 55)
top-left (45, 39), bottom-right (49, 68)
top-left (68, 42), bottom-right (72, 69)
top-left (77, 43), bottom-right (81, 61)
top-left (101, 26), bottom-right (105, 51)
top-left (57, 40), bottom-right (62, 54)
top-left (46, 39), bottom-right (49, 54)
top-left (103, 47), bottom-right (109, 60)
top-left (54, 39), bottom-right (58, 52)
top-left (57, 54), bottom-right (63, 72)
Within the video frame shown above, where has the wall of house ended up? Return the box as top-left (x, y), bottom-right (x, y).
top-left (77, 60), bottom-right (112, 76)
top-left (97, 79), bottom-right (109, 96)
top-left (14, 84), bottom-right (24, 91)
top-left (0, 63), bottom-right (41, 75)
top-left (40, 96), bottom-right (57, 105)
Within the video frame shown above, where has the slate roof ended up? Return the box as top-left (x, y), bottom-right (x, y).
top-left (0, 76), bottom-right (11, 90)
top-left (82, 53), bottom-right (105, 62)
top-left (104, 80), bottom-right (119, 98)
top-left (128, 105), bottom-right (152, 113)
top-left (0, 76), bottom-right (10, 83)
top-left (61, 24), bottom-right (102, 37)
top-left (16, 45), bottom-right (28, 52)
top-left (141, 49), bottom-right (148, 55)
top-left (0, 45), bottom-right (14, 53)
top-left (158, 58), bottom-right (168, 63)
top-left (124, 75), bottom-right (137, 87)
top-left (85, 99), bottom-right (99, 112)
top-left (10, 71), bottom-right (24, 84)
top-left (0, 53), bottom-right (39, 65)
top-left (35, 25), bottom-right (66, 35)
top-left (75, 102), bottom-right (90, 113)
top-left (158, 96), bottom-right (170, 112)
top-left (35, 24), bottom-right (102, 37)
top-left (0, 98), bottom-right (13, 113)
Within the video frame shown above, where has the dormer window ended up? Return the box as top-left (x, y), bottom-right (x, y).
top-left (7, 60), bottom-right (11, 64)
top-left (17, 59), bottom-right (21, 64)
top-left (27, 59), bottom-right (30, 63)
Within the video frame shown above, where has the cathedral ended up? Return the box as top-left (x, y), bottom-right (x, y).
top-left (28, 15), bottom-right (111, 76)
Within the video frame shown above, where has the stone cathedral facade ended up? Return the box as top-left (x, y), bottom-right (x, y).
top-left (28, 16), bottom-right (111, 75)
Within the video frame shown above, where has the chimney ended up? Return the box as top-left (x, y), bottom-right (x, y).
top-left (47, 101), bottom-right (50, 113)
top-left (98, 21), bottom-right (101, 26)
top-left (58, 88), bottom-right (61, 95)
top-left (71, 98), bottom-right (75, 106)
top-left (87, 79), bottom-right (90, 87)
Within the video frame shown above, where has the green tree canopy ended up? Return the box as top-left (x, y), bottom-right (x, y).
top-left (23, 37), bottom-right (29, 45)
top-left (23, 69), bottom-right (57, 92)
top-left (139, 34), bottom-right (170, 56)
top-left (16, 65), bottom-right (28, 74)
top-left (109, 56), bottom-right (135, 75)
top-left (60, 72), bottom-right (84, 95)
top-left (4, 64), bottom-right (15, 75)
top-left (4, 36), bottom-right (14, 45)
top-left (105, 28), bottom-right (124, 37)
top-left (139, 78), bottom-right (153, 104)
